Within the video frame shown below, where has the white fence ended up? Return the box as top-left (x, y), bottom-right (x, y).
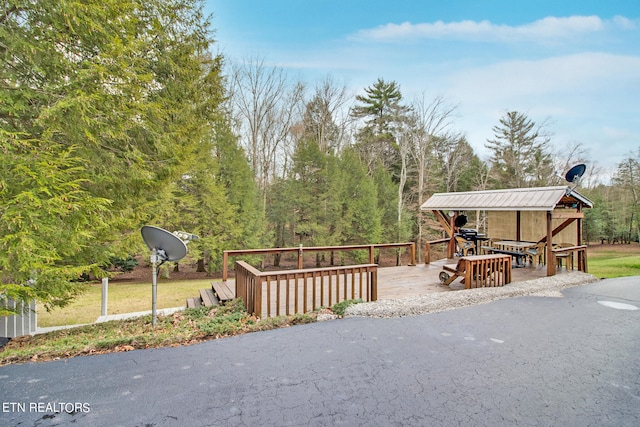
top-left (1, 300), bottom-right (37, 338)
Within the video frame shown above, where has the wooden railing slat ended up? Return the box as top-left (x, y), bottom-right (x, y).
top-left (234, 261), bottom-right (378, 318)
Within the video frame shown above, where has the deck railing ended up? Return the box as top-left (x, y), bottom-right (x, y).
top-left (223, 242), bottom-right (414, 281)
top-left (235, 261), bottom-right (378, 318)
top-left (424, 238), bottom-right (450, 264)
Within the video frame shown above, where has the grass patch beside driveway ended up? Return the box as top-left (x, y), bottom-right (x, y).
top-left (1, 299), bottom-right (316, 366)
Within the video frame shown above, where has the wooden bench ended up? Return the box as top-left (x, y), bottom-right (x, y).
top-left (440, 254), bottom-right (512, 289)
top-left (212, 281), bottom-right (235, 302)
top-left (551, 245), bottom-right (588, 273)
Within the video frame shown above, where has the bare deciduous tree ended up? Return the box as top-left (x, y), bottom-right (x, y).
top-left (302, 75), bottom-right (353, 153)
top-left (434, 133), bottom-right (474, 192)
top-left (227, 57), bottom-right (305, 209)
top-left (405, 94), bottom-right (459, 260)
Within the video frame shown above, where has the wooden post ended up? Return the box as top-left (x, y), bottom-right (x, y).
top-left (222, 251), bottom-right (228, 282)
top-left (546, 211), bottom-right (556, 276)
top-left (370, 268), bottom-right (377, 301)
top-left (424, 242), bottom-right (431, 264)
top-left (297, 244), bottom-right (303, 269)
top-left (409, 242), bottom-right (416, 266)
top-left (254, 276), bottom-right (263, 318)
top-left (369, 245), bottom-right (375, 264)
top-left (447, 214), bottom-right (456, 259)
top-left (234, 262), bottom-right (244, 310)
top-left (577, 204), bottom-right (583, 245)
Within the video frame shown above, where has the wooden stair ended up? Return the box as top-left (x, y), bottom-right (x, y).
top-left (186, 282), bottom-right (236, 308)
top-left (212, 282), bottom-right (235, 302)
top-left (186, 297), bottom-right (201, 308)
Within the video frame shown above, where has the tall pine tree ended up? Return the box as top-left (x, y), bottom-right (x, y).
top-left (1, 0), bottom-right (227, 309)
top-left (485, 111), bottom-right (554, 188)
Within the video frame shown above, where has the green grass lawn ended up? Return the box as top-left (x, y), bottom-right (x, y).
top-left (38, 279), bottom-right (214, 327)
top-left (587, 245), bottom-right (640, 278)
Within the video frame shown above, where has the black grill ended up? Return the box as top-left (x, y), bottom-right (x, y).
top-left (458, 228), bottom-right (478, 239)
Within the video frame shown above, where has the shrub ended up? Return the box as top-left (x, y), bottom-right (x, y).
top-left (111, 256), bottom-right (139, 273)
top-left (332, 299), bottom-right (363, 316)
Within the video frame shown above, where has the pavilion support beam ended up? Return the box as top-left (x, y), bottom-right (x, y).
top-left (433, 210), bottom-right (453, 236)
top-left (433, 210), bottom-right (456, 259)
top-left (552, 212), bottom-right (584, 219)
top-left (546, 211), bottom-right (555, 276)
top-left (577, 205), bottom-right (583, 245)
top-left (447, 214), bottom-right (456, 259)
top-left (538, 217), bottom-right (578, 244)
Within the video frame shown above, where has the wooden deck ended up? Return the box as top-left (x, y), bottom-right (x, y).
top-left (219, 258), bottom-right (562, 313)
top-left (375, 258), bottom-right (555, 299)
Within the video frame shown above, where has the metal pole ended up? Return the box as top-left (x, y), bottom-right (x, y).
top-left (151, 248), bottom-right (158, 326)
top-left (101, 278), bottom-right (108, 317)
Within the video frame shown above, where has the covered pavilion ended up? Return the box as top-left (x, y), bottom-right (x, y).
top-left (420, 186), bottom-right (594, 276)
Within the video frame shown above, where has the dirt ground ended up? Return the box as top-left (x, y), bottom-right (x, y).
top-left (588, 242), bottom-right (640, 253)
top-left (110, 258), bottom-right (216, 283)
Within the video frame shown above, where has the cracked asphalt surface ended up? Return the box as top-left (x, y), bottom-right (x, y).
top-left (1, 277), bottom-right (639, 426)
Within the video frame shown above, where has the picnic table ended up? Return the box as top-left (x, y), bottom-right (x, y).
top-left (487, 241), bottom-right (537, 267)
top-left (440, 254), bottom-right (512, 289)
top-left (493, 241), bottom-right (537, 251)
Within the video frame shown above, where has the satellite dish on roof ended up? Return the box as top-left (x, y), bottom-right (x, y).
top-left (563, 163), bottom-right (587, 196)
top-left (141, 225), bottom-right (192, 326)
top-left (141, 225), bottom-right (188, 262)
top-left (565, 163), bottom-right (586, 184)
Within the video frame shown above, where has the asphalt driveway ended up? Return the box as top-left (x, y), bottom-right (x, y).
top-left (1, 277), bottom-right (639, 426)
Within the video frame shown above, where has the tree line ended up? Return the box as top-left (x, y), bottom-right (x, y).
top-left (0, 1), bottom-right (636, 312)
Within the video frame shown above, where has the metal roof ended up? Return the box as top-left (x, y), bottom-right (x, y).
top-left (420, 186), bottom-right (593, 212)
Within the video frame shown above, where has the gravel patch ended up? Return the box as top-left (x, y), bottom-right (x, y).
top-left (344, 271), bottom-right (600, 318)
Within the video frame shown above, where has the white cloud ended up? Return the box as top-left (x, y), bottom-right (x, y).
top-left (445, 52), bottom-right (640, 105)
top-left (353, 19), bottom-right (496, 40)
top-left (351, 15), bottom-right (630, 43)
top-left (432, 52), bottom-right (640, 169)
top-left (611, 15), bottom-right (637, 30)
top-left (519, 16), bottom-right (604, 38)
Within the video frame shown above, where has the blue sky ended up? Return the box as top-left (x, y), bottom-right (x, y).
top-left (205, 1), bottom-right (640, 177)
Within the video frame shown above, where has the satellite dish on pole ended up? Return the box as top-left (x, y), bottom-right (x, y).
top-left (141, 226), bottom-right (189, 326)
top-left (141, 226), bottom-right (188, 262)
top-left (564, 163), bottom-right (587, 195)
